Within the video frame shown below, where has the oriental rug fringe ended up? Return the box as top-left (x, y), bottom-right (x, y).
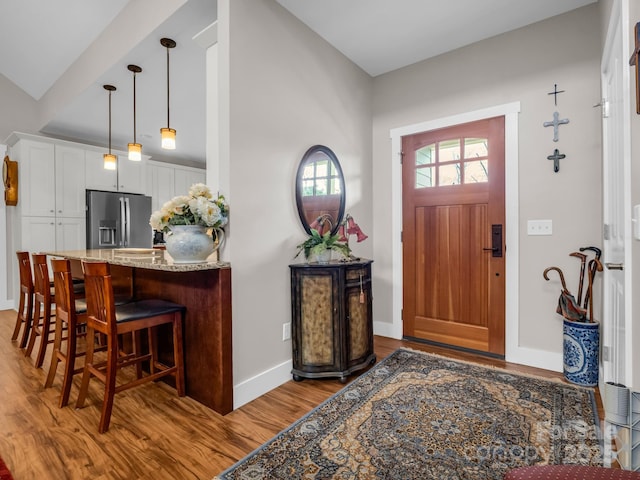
top-left (216, 348), bottom-right (602, 479)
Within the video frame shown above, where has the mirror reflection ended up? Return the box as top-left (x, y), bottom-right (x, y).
top-left (295, 145), bottom-right (345, 235)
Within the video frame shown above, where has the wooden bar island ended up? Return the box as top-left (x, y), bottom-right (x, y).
top-left (44, 249), bottom-right (233, 415)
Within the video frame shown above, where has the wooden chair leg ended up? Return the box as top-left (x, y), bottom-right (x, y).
top-left (34, 308), bottom-right (53, 368)
top-left (25, 300), bottom-right (42, 358)
top-left (59, 325), bottom-right (78, 408)
top-left (173, 312), bottom-right (185, 396)
top-left (99, 334), bottom-right (119, 434)
top-left (44, 312), bottom-right (64, 389)
top-left (12, 293), bottom-right (27, 341)
top-left (75, 327), bottom-right (95, 410)
top-left (15, 294), bottom-right (33, 349)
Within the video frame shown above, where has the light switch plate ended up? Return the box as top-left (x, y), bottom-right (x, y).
top-left (527, 219), bottom-right (552, 235)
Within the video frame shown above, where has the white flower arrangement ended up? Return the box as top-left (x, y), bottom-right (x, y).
top-left (149, 183), bottom-right (229, 233)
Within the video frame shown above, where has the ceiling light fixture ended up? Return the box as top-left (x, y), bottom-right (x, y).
top-left (127, 64), bottom-right (143, 161)
top-left (160, 37), bottom-right (176, 150)
top-left (103, 84), bottom-right (117, 170)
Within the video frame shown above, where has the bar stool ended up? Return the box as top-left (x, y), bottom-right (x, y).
top-left (11, 251), bottom-right (34, 348)
top-left (75, 261), bottom-right (186, 433)
top-left (44, 259), bottom-right (89, 406)
top-left (25, 254), bottom-right (57, 367)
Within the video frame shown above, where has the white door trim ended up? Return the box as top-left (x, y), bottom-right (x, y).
top-left (388, 102), bottom-right (560, 371)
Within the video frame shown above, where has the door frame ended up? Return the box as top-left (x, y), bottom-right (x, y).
top-left (387, 102), bottom-right (558, 371)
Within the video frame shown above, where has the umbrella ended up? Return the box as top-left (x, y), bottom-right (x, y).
top-left (543, 266), bottom-right (587, 322)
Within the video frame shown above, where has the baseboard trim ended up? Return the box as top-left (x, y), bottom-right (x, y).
top-left (506, 345), bottom-right (562, 373)
top-left (373, 320), bottom-right (402, 339)
top-left (233, 358), bottom-right (293, 410)
top-left (0, 302), bottom-right (14, 311)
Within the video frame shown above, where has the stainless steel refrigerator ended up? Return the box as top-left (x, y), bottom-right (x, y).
top-left (86, 190), bottom-right (152, 249)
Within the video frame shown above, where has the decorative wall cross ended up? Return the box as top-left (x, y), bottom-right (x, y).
top-left (547, 84), bottom-right (565, 106)
top-left (543, 111), bottom-right (569, 142)
top-left (547, 149), bottom-right (565, 173)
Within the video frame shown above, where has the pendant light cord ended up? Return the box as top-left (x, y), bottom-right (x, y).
top-left (166, 45), bottom-right (170, 128)
top-left (108, 89), bottom-right (112, 154)
top-left (133, 71), bottom-right (137, 143)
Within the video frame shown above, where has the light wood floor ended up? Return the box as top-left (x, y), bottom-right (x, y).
top-left (0, 308), bottom-right (602, 480)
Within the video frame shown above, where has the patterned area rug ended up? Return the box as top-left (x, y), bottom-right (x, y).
top-left (216, 348), bottom-right (602, 479)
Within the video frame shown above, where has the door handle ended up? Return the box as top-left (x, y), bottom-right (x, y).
top-left (605, 262), bottom-right (624, 270)
top-left (483, 224), bottom-right (503, 257)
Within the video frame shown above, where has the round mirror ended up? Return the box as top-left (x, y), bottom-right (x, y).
top-left (295, 145), bottom-right (345, 236)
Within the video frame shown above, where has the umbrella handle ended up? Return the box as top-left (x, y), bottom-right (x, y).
top-left (543, 266), bottom-right (570, 293)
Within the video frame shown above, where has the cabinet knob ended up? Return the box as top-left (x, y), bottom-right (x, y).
top-left (58, 210), bottom-right (62, 213)
top-left (50, 222), bottom-right (54, 225)
top-left (50, 209), bottom-right (54, 213)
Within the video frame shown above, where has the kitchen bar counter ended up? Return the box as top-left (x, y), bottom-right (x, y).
top-left (45, 249), bottom-right (233, 415)
top-left (48, 248), bottom-right (230, 272)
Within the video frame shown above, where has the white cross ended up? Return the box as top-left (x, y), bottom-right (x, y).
top-left (543, 111), bottom-right (569, 142)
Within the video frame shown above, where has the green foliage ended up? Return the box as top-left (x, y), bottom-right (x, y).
top-left (295, 229), bottom-right (351, 260)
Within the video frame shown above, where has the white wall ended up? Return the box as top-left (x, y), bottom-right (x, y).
top-left (371, 5), bottom-right (603, 368)
top-left (218, 0), bottom-right (373, 407)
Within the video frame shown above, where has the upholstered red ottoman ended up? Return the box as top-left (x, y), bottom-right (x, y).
top-left (504, 466), bottom-right (640, 479)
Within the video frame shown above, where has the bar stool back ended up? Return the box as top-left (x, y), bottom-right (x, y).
top-left (11, 251), bottom-right (34, 348)
top-left (76, 261), bottom-right (186, 433)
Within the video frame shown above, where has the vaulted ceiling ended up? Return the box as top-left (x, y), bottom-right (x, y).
top-left (0, 0), bottom-right (597, 166)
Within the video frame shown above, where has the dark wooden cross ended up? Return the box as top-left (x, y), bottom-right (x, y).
top-left (629, 22), bottom-right (640, 114)
top-left (547, 149), bottom-right (565, 173)
top-left (547, 84), bottom-right (565, 106)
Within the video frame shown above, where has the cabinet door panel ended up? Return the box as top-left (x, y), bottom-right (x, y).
top-left (118, 156), bottom-right (146, 193)
top-left (148, 163), bottom-right (175, 212)
top-left (56, 217), bottom-right (86, 251)
top-left (174, 167), bottom-right (205, 194)
top-left (20, 141), bottom-right (55, 217)
top-left (85, 150), bottom-right (117, 191)
top-left (21, 216), bottom-right (56, 253)
top-left (300, 274), bottom-right (336, 366)
top-left (347, 286), bottom-right (371, 361)
top-left (55, 145), bottom-right (86, 217)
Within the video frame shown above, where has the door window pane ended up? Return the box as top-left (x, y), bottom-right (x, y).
top-left (416, 144), bottom-right (435, 165)
top-left (439, 139), bottom-right (460, 162)
top-left (464, 138), bottom-right (488, 158)
top-left (416, 166), bottom-right (434, 188)
top-left (439, 164), bottom-right (460, 186)
top-left (464, 160), bottom-right (488, 184)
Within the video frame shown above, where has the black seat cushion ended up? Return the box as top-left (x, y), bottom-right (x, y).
top-left (115, 299), bottom-right (185, 323)
top-left (75, 295), bottom-right (132, 315)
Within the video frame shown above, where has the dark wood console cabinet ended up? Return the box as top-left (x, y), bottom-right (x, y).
top-left (289, 259), bottom-right (375, 382)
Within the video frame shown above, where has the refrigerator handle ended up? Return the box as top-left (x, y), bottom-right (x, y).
top-left (119, 197), bottom-right (126, 247)
top-left (125, 197), bottom-right (131, 247)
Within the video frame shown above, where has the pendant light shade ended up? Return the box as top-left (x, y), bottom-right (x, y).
top-left (103, 84), bottom-right (117, 170)
top-left (160, 38), bottom-right (176, 150)
top-left (127, 64), bottom-right (143, 161)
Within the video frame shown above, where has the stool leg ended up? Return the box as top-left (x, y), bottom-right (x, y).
top-left (59, 320), bottom-right (78, 408)
top-left (18, 293), bottom-right (33, 349)
top-left (34, 306), bottom-right (53, 368)
top-left (44, 312), bottom-right (64, 389)
top-left (25, 299), bottom-right (42, 358)
top-left (12, 291), bottom-right (27, 341)
top-left (75, 327), bottom-right (96, 410)
top-left (173, 312), bottom-right (185, 396)
top-left (98, 332), bottom-right (119, 434)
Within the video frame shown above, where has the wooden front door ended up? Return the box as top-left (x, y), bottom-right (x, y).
top-left (402, 117), bottom-right (505, 355)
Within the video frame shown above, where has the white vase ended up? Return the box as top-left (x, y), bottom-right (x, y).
top-left (165, 225), bottom-right (223, 264)
top-left (314, 249), bottom-right (332, 264)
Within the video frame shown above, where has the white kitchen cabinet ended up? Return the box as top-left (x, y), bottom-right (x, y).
top-left (85, 150), bottom-right (119, 192)
top-left (16, 140), bottom-right (56, 217)
top-left (146, 161), bottom-right (206, 214)
top-left (174, 166), bottom-right (206, 195)
top-left (20, 216), bottom-right (56, 254)
top-left (55, 217), bottom-right (86, 251)
top-left (55, 145), bottom-right (86, 218)
top-left (117, 155), bottom-right (146, 194)
top-left (147, 162), bottom-right (175, 213)
top-left (85, 150), bottom-right (146, 194)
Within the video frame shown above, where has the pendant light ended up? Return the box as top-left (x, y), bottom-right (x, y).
top-left (127, 64), bottom-right (143, 161)
top-left (160, 37), bottom-right (176, 150)
top-left (103, 84), bottom-right (117, 170)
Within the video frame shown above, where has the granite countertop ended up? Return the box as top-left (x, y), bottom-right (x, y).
top-left (44, 249), bottom-right (230, 272)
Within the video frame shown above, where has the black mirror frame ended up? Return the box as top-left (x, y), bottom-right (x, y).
top-left (295, 145), bottom-right (346, 236)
